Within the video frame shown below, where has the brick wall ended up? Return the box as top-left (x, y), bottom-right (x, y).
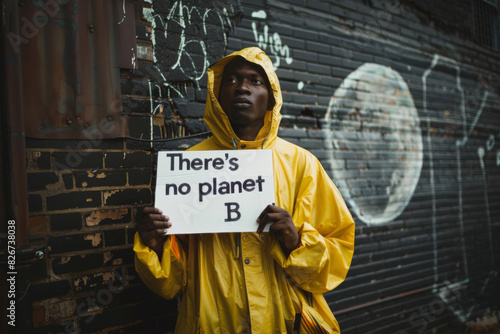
top-left (9, 0), bottom-right (500, 333)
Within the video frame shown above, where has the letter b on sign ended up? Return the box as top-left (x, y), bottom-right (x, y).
top-left (224, 202), bottom-right (241, 222)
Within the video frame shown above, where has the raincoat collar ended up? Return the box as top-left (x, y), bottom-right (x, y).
top-left (204, 47), bottom-right (283, 150)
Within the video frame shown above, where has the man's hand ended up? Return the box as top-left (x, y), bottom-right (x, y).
top-left (256, 204), bottom-right (300, 254)
top-left (137, 207), bottom-right (171, 249)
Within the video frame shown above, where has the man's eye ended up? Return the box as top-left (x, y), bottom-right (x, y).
top-left (253, 79), bottom-right (263, 84)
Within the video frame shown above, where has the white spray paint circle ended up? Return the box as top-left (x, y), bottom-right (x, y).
top-left (324, 63), bottom-right (423, 224)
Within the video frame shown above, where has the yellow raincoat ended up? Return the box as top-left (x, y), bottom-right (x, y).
top-left (134, 47), bottom-right (355, 333)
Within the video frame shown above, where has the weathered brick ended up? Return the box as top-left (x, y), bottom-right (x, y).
top-left (29, 215), bottom-right (49, 235)
top-left (127, 115), bottom-right (152, 142)
top-left (153, 124), bottom-right (163, 139)
top-left (277, 128), bottom-right (308, 138)
top-left (275, 68), bottom-right (294, 81)
top-left (74, 170), bottom-right (127, 188)
top-left (25, 138), bottom-right (123, 150)
top-left (280, 115), bottom-right (297, 128)
top-left (103, 188), bottom-right (152, 206)
top-left (291, 72), bottom-right (317, 86)
top-left (28, 194), bottom-right (43, 212)
top-left (307, 62), bottom-right (332, 76)
top-left (127, 227), bottom-right (137, 245)
top-left (306, 40), bottom-right (330, 54)
top-left (155, 138), bottom-right (201, 150)
top-left (280, 80), bottom-right (301, 92)
top-left (333, 131), bottom-right (360, 141)
top-left (175, 100), bottom-right (206, 118)
top-left (135, 22), bottom-right (151, 40)
top-left (48, 233), bottom-right (103, 254)
top-left (61, 173), bottom-right (74, 189)
top-left (48, 300), bottom-right (77, 320)
top-left (309, 149), bottom-right (331, 159)
top-left (290, 24), bottom-right (318, 40)
top-left (105, 151), bottom-right (152, 168)
top-left (295, 116), bottom-right (318, 128)
top-left (298, 138), bottom-right (324, 149)
top-left (281, 103), bottom-right (304, 116)
top-left (128, 168), bottom-right (152, 186)
top-left (32, 306), bottom-right (45, 325)
top-left (121, 79), bottom-right (150, 96)
top-left (125, 137), bottom-right (152, 151)
top-left (52, 254), bottom-right (103, 275)
top-left (104, 229), bottom-right (126, 247)
top-left (31, 323), bottom-right (70, 334)
top-left (103, 248), bottom-right (134, 267)
top-left (84, 208), bottom-right (131, 226)
top-left (50, 212), bottom-right (82, 231)
top-left (107, 318), bottom-right (164, 334)
top-left (307, 129), bottom-right (328, 139)
top-left (305, 105), bottom-right (328, 118)
top-left (185, 119), bottom-right (209, 135)
top-left (73, 267), bottom-right (134, 293)
top-left (27, 172), bottom-right (60, 191)
top-left (77, 304), bottom-right (136, 332)
top-left (292, 49), bottom-right (318, 63)
top-left (82, 295), bottom-right (177, 332)
top-left (191, 84), bottom-right (206, 100)
top-left (308, 0), bottom-right (331, 12)
top-left (46, 191), bottom-right (101, 211)
top-left (31, 280), bottom-right (71, 301)
top-left (52, 151), bottom-right (103, 170)
top-left (31, 151), bottom-right (51, 169)
top-left (125, 97), bottom-right (153, 114)
top-left (278, 35), bottom-right (305, 50)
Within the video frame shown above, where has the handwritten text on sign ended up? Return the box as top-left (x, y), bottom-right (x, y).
top-left (155, 150), bottom-right (275, 234)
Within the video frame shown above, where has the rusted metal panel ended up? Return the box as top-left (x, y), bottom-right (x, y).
top-left (2, 0), bottom-right (30, 247)
top-left (16, 0), bottom-right (133, 139)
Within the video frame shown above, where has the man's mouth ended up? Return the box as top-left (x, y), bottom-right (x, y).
top-left (232, 98), bottom-right (251, 107)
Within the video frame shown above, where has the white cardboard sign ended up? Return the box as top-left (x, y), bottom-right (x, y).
top-left (154, 150), bottom-right (275, 234)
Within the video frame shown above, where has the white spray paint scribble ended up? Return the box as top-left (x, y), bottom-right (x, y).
top-left (118, 0), bottom-right (126, 24)
top-left (143, 1), bottom-right (235, 97)
top-left (422, 54), bottom-right (498, 322)
top-left (251, 11), bottom-right (293, 70)
top-left (251, 10), bottom-right (267, 19)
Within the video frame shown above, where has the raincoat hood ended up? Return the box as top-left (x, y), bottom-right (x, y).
top-left (204, 47), bottom-right (283, 150)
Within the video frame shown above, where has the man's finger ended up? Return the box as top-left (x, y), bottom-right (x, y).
top-left (143, 207), bottom-right (163, 215)
top-left (138, 217), bottom-right (170, 232)
top-left (257, 220), bottom-right (271, 234)
top-left (147, 214), bottom-right (169, 223)
top-left (138, 212), bottom-right (169, 225)
top-left (257, 205), bottom-right (271, 222)
top-left (257, 212), bottom-right (280, 234)
top-left (154, 224), bottom-right (171, 235)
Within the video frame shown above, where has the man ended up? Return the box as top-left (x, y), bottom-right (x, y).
top-left (134, 47), bottom-right (355, 333)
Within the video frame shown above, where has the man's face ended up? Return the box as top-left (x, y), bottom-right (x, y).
top-left (219, 57), bottom-right (273, 129)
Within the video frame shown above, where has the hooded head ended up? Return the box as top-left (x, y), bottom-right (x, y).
top-left (204, 47), bottom-right (283, 150)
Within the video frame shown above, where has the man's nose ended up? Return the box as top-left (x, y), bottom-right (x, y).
top-left (235, 79), bottom-right (251, 94)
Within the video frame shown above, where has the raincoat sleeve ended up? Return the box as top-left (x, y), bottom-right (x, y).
top-left (133, 232), bottom-right (186, 299)
top-left (271, 154), bottom-right (355, 294)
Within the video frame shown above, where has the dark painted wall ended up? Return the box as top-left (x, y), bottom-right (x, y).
top-left (6, 0), bottom-right (500, 333)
